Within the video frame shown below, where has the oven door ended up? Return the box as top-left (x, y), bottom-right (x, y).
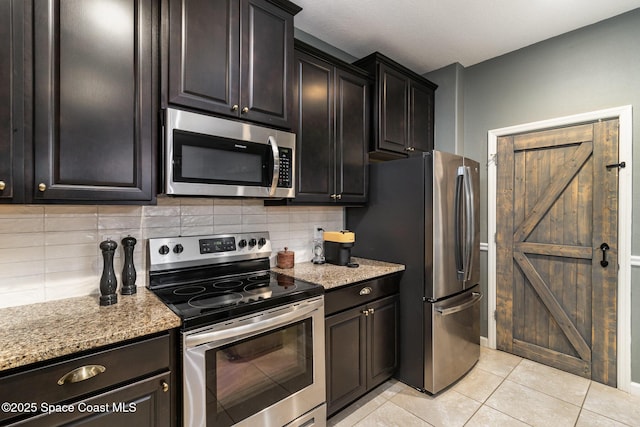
top-left (183, 297), bottom-right (325, 427)
top-left (164, 108), bottom-right (295, 198)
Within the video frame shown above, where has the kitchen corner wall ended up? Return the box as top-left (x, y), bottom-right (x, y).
top-left (0, 198), bottom-right (343, 308)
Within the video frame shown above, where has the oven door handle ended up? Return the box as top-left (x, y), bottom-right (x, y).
top-left (185, 297), bottom-right (323, 350)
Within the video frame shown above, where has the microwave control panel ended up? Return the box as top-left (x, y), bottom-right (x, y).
top-left (278, 147), bottom-right (293, 188)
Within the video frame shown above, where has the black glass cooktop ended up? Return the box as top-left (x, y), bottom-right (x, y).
top-left (152, 270), bottom-right (323, 330)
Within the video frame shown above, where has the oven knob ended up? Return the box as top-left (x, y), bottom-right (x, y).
top-left (248, 238), bottom-right (257, 248)
top-left (159, 245), bottom-right (170, 255)
top-left (258, 237), bottom-right (267, 247)
top-left (238, 239), bottom-right (247, 248)
top-left (173, 244), bottom-right (184, 254)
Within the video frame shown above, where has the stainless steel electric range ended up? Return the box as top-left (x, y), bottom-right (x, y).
top-left (147, 232), bottom-right (326, 427)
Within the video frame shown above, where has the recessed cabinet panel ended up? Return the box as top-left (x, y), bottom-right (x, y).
top-left (325, 307), bottom-right (366, 414)
top-left (368, 296), bottom-right (399, 386)
top-left (380, 65), bottom-right (408, 153)
top-left (33, 0), bottom-right (156, 201)
top-left (243, 0), bottom-right (289, 123)
top-left (409, 80), bottom-right (435, 153)
top-left (0, 1), bottom-right (20, 202)
top-left (296, 54), bottom-right (333, 198)
top-left (58, 0), bottom-right (135, 186)
top-left (168, 0), bottom-right (239, 112)
top-left (336, 70), bottom-right (367, 203)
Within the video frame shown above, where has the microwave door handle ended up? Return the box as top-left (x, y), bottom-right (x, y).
top-left (268, 136), bottom-right (280, 196)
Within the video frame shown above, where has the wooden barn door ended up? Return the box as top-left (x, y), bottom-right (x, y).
top-left (496, 119), bottom-right (619, 386)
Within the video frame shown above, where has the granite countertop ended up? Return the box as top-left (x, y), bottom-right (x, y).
top-left (272, 257), bottom-right (405, 290)
top-left (0, 288), bottom-right (181, 373)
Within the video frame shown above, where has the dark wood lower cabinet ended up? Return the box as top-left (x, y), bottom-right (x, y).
top-left (12, 372), bottom-right (171, 427)
top-left (325, 278), bottom-right (399, 417)
top-left (0, 332), bottom-right (176, 426)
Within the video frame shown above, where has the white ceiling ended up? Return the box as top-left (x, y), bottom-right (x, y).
top-left (293, 0), bottom-right (640, 74)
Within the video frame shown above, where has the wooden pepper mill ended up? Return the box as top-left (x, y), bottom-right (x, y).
top-left (120, 235), bottom-right (137, 295)
top-left (99, 239), bottom-right (118, 306)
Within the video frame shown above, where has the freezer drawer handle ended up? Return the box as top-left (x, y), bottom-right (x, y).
top-left (359, 287), bottom-right (372, 295)
top-left (435, 292), bottom-right (482, 316)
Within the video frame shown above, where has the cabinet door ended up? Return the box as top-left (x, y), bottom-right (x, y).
top-left (325, 307), bottom-right (366, 416)
top-left (367, 295), bottom-right (399, 388)
top-left (167, 0), bottom-right (240, 116)
top-left (0, 0), bottom-right (26, 203)
top-left (377, 63), bottom-right (408, 154)
top-left (409, 80), bottom-right (435, 153)
top-left (240, 0), bottom-right (294, 129)
top-left (335, 68), bottom-right (368, 204)
top-left (293, 51), bottom-right (334, 203)
top-left (32, 0), bottom-right (156, 202)
top-left (13, 372), bottom-right (172, 427)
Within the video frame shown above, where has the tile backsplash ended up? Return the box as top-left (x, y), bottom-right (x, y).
top-left (0, 197), bottom-right (343, 308)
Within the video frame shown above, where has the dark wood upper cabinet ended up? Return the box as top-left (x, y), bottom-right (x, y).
top-left (355, 52), bottom-right (437, 160)
top-left (32, 0), bottom-right (157, 203)
top-left (166, 0), bottom-right (300, 129)
top-left (282, 41), bottom-right (368, 205)
top-left (0, 0), bottom-right (26, 203)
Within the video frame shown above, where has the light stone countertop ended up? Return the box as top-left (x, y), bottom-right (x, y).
top-left (0, 287), bottom-right (181, 373)
top-left (272, 257), bottom-right (405, 290)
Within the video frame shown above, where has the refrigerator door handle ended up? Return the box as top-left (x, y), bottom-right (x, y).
top-left (454, 171), bottom-right (465, 280)
top-left (435, 292), bottom-right (483, 316)
top-left (463, 165), bottom-right (475, 282)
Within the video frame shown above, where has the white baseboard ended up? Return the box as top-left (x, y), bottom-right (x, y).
top-left (629, 381), bottom-right (640, 397)
top-left (480, 336), bottom-right (489, 348)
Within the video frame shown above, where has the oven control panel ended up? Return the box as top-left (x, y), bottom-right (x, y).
top-left (199, 236), bottom-right (236, 254)
top-left (148, 232), bottom-right (272, 270)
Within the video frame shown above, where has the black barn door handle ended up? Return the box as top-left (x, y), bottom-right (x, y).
top-left (600, 243), bottom-right (610, 268)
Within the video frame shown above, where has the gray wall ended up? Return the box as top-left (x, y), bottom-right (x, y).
top-left (428, 8), bottom-right (640, 382)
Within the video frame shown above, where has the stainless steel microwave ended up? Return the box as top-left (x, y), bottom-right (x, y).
top-left (163, 108), bottom-right (295, 198)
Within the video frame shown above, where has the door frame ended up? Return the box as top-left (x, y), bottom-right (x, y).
top-left (487, 105), bottom-right (633, 392)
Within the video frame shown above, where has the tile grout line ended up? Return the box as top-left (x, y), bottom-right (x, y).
top-left (465, 357), bottom-right (536, 426)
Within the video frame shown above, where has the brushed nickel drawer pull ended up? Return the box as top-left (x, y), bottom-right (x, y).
top-left (359, 287), bottom-right (372, 295)
top-left (57, 365), bottom-right (106, 385)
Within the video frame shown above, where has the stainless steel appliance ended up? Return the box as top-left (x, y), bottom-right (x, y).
top-left (163, 108), bottom-right (296, 198)
top-left (148, 232), bottom-right (326, 426)
top-left (346, 150), bottom-right (481, 394)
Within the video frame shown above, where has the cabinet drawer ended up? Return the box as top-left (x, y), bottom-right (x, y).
top-left (0, 334), bottom-right (170, 423)
top-left (325, 274), bottom-right (400, 316)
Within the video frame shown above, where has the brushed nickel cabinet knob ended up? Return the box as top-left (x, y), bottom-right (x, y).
top-left (161, 380), bottom-right (169, 393)
top-left (0, 181), bottom-right (5, 191)
top-left (38, 183), bottom-right (47, 192)
top-left (241, 106), bottom-right (249, 114)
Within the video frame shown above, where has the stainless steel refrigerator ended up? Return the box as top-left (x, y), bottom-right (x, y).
top-left (346, 150), bottom-right (481, 394)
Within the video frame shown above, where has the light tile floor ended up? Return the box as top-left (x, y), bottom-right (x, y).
top-left (328, 347), bottom-right (640, 426)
